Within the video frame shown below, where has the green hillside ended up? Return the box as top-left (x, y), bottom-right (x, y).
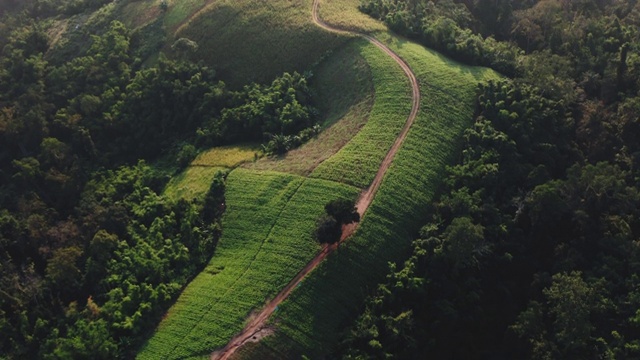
top-left (174, 0), bottom-right (351, 87)
top-left (236, 32), bottom-right (499, 358)
top-left (139, 169), bottom-right (360, 359)
top-left (3, 0), bottom-right (640, 358)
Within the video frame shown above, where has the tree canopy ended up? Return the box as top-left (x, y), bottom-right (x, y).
top-left (340, 1), bottom-right (640, 357)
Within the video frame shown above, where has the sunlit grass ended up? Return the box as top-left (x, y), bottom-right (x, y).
top-left (176, 0), bottom-right (351, 87)
top-left (163, 166), bottom-right (225, 201)
top-left (162, 145), bottom-right (258, 201)
top-left (245, 39), bottom-right (374, 176)
top-left (139, 169), bottom-right (359, 359)
top-left (317, 0), bottom-right (386, 33)
top-left (309, 39), bottom-right (412, 188)
top-left (191, 144), bottom-right (259, 168)
top-left (237, 31), bottom-right (500, 358)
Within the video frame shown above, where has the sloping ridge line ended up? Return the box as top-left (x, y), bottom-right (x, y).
top-left (210, 2), bottom-right (420, 359)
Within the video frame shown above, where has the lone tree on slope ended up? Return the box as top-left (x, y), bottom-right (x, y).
top-left (315, 198), bottom-right (360, 244)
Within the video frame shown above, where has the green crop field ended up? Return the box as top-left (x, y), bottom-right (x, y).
top-left (308, 39), bottom-right (412, 188)
top-left (138, 169), bottom-right (360, 359)
top-left (245, 39), bottom-right (375, 176)
top-left (234, 31), bottom-right (500, 359)
top-left (176, 0), bottom-right (352, 87)
top-left (141, 1), bottom-right (500, 358)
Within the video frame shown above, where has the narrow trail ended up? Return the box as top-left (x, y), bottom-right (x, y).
top-left (210, 2), bottom-right (420, 359)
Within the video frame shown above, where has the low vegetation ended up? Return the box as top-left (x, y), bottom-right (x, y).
top-left (236, 31), bottom-right (499, 358)
top-left (309, 40), bottom-right (412, 188)
top-left (246, 39), bottom-right (375, 176)
top-left (138, 169), bottom-right (359, 359)
top-left (190, 144), bottom-right (258, 168)
top-left (163, 166), bottom-right (227, 202)
top-left (177, 0), bottom-right (351, 87)
top-left (316, 0), bottom-right (386, 33)
top-left (164, 144), bottom-right (258, 202)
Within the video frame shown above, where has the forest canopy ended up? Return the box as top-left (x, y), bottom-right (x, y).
top-left (340, 0), bottom-right (640, 359)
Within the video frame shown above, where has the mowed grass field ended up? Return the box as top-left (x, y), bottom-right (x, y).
top-left (245, 39), bottom-right (375, 176)
top-left (177, 0), bottom-right (352, 87)
top-left (138, 169), bottom-right (360, 359)
top-left (234, 32), bottom-right (501, 358)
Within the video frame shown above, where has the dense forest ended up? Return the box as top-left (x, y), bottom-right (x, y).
top-left (340, 0), bottom-right (640, 358)
top-left (0, 2), bottom-right (320, 357)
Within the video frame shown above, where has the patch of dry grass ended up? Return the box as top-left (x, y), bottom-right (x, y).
top-left (192, 144), bottom-right (259, 168)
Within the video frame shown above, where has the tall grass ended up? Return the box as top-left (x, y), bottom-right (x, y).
top-left (162, 145), bottom-right (258, 201)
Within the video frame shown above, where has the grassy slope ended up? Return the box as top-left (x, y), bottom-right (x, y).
top-left (309, 40), bottom-right (412, 188)
top-left (177, 0), bottom-right (351, 87)
top-left (244, 39), bottom-right (375, 176)
top-left (139, 169), bottom-right (360, 359)
top-left (316, 0), bottom-right (386, 33)
top-left (163, 145), bottom-right (258, 201)
top-left (235, 32), bottom-right (500, 359)
top-left (48, 0), bottom-right (351, 88)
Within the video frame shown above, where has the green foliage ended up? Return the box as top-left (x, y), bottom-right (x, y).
top-left (325, 198), bottom-right (360, 225)
top-left (314, 198), bottom-right (359, 244)
top-left (339, 73), bottom-right (640, 359)
top-left (360, 0), bottom-right (521, 75)
top-left (241, 32), bottom-right (498, 358)
top-left (138, 169), bottom-right (359, 359)
top-left (314, 214), bottom-right (342, 244)
top-left (175, 0), bottom-right (349, 88)
top-left (176, 143), bottom-right (197, 168)
top-left (0, 160), bottom-right (223, 358)
top-left (211, 72), bottom-right (318, 145)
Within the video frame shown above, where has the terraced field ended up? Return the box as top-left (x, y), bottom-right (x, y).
top-left (140, 36), bottom-right (413, 360)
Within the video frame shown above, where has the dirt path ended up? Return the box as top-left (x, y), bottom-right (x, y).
top-left (210, 2), bottom-right (420, 359)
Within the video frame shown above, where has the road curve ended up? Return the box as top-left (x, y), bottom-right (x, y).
top-left (211, 2), bottom-right (420, 359)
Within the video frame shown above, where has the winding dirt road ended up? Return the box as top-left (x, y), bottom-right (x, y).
top-left (210, 2), bottom-right (420, 359)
